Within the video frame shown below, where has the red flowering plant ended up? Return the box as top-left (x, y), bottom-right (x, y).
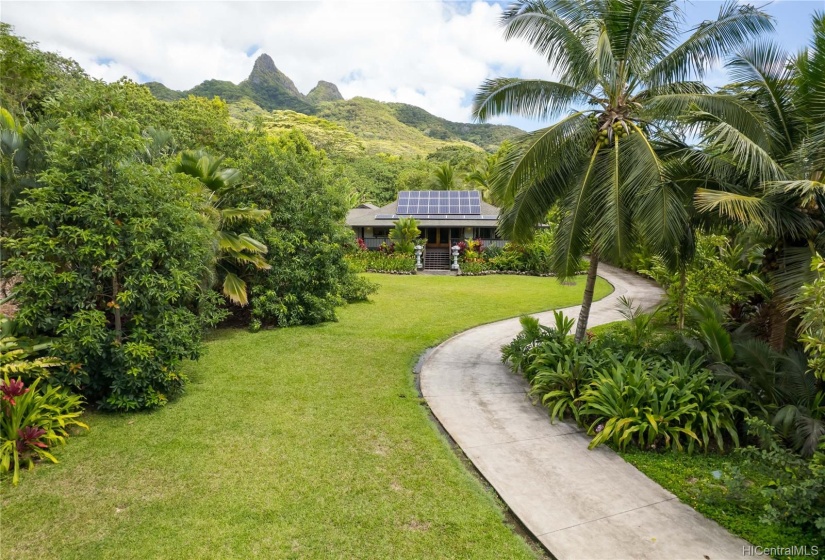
top-left (16, 426), bottom-right (48, 454)
top-left (1, 373), bottom-right (88, 485)
top-left (1, 378), bottom-right (28, 406)
top-left (459, 239), bottom-right (486, 264)
top-left (356, 238), bottom-right (368, 251)
top-left (378, 242), bottom-right (395, 254)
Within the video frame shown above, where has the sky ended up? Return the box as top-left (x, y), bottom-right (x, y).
top-left (2, 0), bottom-right (823, 131)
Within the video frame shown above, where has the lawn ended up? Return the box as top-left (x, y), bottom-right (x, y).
top-left (2, 273), bottom-right (611, 559)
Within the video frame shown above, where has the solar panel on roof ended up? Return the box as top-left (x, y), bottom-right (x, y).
top-left (397, 190), bottom-right (481, 215)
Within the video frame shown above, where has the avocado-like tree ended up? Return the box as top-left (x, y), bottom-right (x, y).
top-left (473, 0), bottom-right (772, 341)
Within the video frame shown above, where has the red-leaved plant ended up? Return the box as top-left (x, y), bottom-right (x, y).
top-left (1, 378), bottom-right (28, 406)
top-left (1, 375), bottom-right (87, 485)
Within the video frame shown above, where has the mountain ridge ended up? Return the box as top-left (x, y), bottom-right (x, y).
top-left (144, 53), bottom-right (523, 154)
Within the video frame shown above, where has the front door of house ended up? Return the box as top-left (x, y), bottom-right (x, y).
top-left (426, 228), bottom-right (452, 247)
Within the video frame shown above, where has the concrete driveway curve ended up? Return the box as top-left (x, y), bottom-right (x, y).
top-left (419, 262), bottom-right (750, 560)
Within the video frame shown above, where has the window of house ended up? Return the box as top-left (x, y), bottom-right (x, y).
top-left (373, 227), bottom-right (390, 237)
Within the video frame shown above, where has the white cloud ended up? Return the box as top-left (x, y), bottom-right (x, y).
top-left (1, 0), bottom-right (552, 128)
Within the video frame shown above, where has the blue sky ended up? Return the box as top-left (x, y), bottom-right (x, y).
top-left (2, 1), bottom-right (822, 131)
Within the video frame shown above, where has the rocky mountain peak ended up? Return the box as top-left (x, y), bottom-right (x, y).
top-left (247, 53), bottom-right (302, 98)
top-left (307, 80), bottom-right (344, 103)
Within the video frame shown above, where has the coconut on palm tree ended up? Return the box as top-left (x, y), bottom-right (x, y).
top-left (473, 0), bottom-right (773, 341)
top-left (175, 149), bottom-right (271, 306)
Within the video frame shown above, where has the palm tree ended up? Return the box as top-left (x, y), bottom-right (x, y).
top-left (691, 12), bottom-right (825, 350)
top-left (466, 151), bottom-right (505, 203)
top-left (175, 150), bottom-right (271, 306)
top-left (473, 0), bottom-right (773, 341)
top-left (432, 162), bottom-right (457, 190)
top-left (389, 217), bottom-right (421, 254)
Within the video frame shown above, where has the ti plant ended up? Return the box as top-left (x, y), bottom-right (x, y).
top-left (1, 376), bottom-right (87, 485)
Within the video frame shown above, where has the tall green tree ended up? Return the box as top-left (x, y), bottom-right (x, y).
top-left (5, 97), bottom-right (214, 410)
top-left (174, 150), bottom-right (270, 306)
top-left (473, 0), bottom-right (772, 341)
top-left (237, 131), bottom-right (357, 327)
top-left (692, 12), bottom-right (825, 350)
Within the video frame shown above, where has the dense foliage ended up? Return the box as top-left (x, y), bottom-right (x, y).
top-left (5, 86), bottom-right (215, 410)
top-left (503, 312), bottom-right (745, 453)
top-left (388, 217), bottom-right (421, 254)
top-left (238, 131), bottom-right (369, 327)
top-left (0, 26), bottom-right (387, 416)
top-left (345, 250), bottom-right (416, 274)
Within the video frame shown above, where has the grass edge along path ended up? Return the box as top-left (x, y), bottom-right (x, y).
top-left (2, 273), bottom-right (611, 559)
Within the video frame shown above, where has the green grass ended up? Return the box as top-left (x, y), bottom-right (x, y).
top-left (621, 438), bottom-right (822, 558)
top-left (2, 274), bottom-right (611, 559)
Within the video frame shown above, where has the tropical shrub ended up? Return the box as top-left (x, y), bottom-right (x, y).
top-left (639, 233), bottom-right (751, 325)
top-left (579, 357), bottom-right (745, 452)
top-left (0, 330), bottom-right (60, 385)
top-left (458, 261), bottom-right (488, 275)
top-left (798, 257), bottom-right (825, 381)
top-left (684, 297), bottom-right (825, 457)
top-left (237, 131), bottom-right (361, 326)
top-left (733, 419), bottom-right (825, 539)
top-left (504, 310), bottom-right (747, 453)
top-left (1, 376), bottom-right (87, 485)
top-left (4, 88), bottom-right (214, 410)
top-left (388, 217), bottom-right (420, 254)
top-left (345, 251), bottom-right (416, 274)
top-left (174, 149), bottom-right (270, 306)
top-left (339, 274), bottom-right (378, 303)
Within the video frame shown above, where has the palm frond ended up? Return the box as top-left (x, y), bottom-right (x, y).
top-left (222, 249), bottom-right (272, 270)
top-left (500, 0), bottom-right (594, 84)
top-left (220, 207), bottom-right (270, 224)
top-left (589, 132), bottom-right (632, 262)
top-left (550, 145), bottom-right (602, 277)
top-left (771, 245), bottom-right (819, 305)
top-left (793, 11), bottom-right (825, 124)
top-left (700, 118), bottom-right (787, 184)
top-left (694, 189), bottom-right (775, 232)
top-left (645, 0), bottom-right (774, 87)
top-left (726, 41), bottom-right (795, 150)
top-left (222, 272), bottom-right (248, 306)
top-left (217, 231), bottom-right (269, 254)
top-left (473, 78), bottom-right (597, 122)
top-left (645, 93), bottom-right (775, 147)
top-left (491, 111), bottom-right (592, 215)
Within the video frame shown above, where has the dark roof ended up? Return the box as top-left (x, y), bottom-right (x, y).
top-left (346, 191), bottom-right (501, 228)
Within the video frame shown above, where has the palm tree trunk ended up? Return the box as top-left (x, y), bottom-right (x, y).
top-left (677, 266), bottom-right (686, 330)
top-left (768, 298), bottom-right (788, 352)
top-left (575, 254), bottom-right (600, 343)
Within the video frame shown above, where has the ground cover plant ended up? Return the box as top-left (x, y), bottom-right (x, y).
top-left (1, 273), bottom-right (610, 558)
top-left (620, 448), bottom-right (821, 556)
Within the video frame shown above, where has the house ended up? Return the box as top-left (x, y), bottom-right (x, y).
top-left (346, 190), bottom-right (507, 269)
